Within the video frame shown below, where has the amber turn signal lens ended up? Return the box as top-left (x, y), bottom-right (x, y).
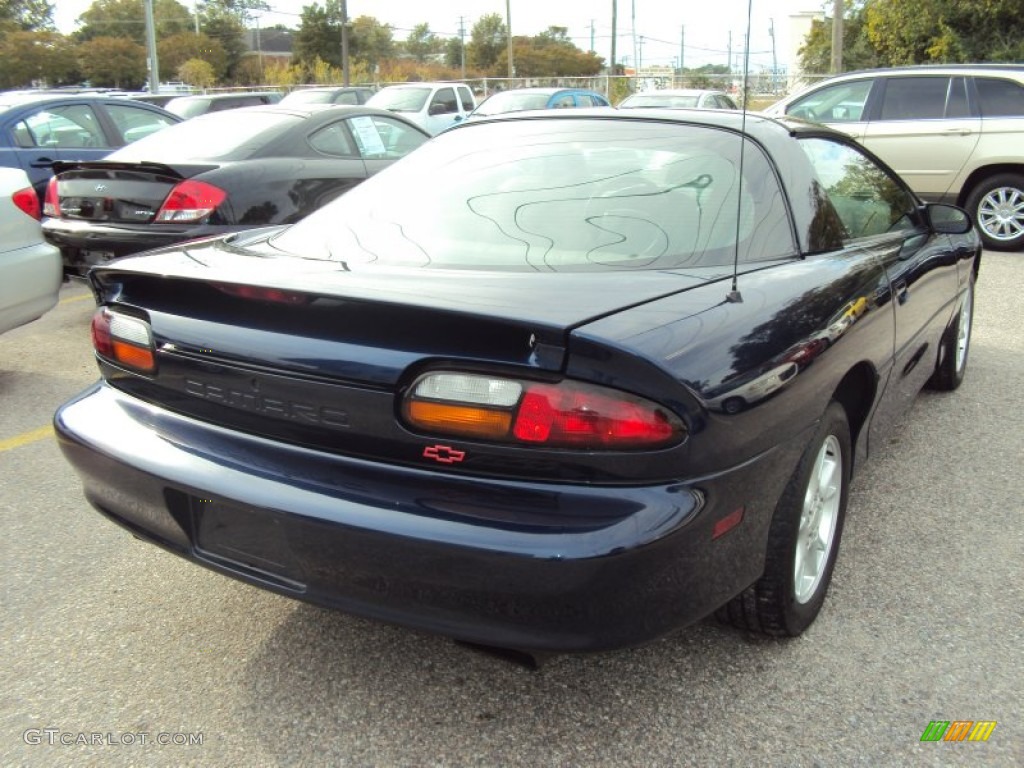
top-left (112, 340), bottom-right (156, 373)
top-left (405, 401), bottom-right (512, 439)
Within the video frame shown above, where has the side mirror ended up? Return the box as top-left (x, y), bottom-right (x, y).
top-left (925, 203), bottom-right (973, 235)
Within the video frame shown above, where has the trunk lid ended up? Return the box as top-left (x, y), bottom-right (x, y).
top-left (51, 161), bottom-right (218, 224)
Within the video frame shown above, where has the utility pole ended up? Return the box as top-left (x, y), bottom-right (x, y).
top-left (831, 0), bottom-right (843, 73)
top-left (727, 30), bottom-right (732, 76)
top-left (590, 19), bottom-right (595, 52)
top-left (631, 0), bottom-right (637, 77)
top-left (610, 0), bottom-right (617, 77)
top-left (679, 25), bottom-right (684, 73)
top-left (506, 0), bottom-right (513, 79)
top-left (638, 35), bottom-right (644, 74)
top-left (769, 18), bottom-right (777, 93)
top-left (458, 16), bottom-right (466, 80)
top-left (340, 0), bottom-right (350, 85)
top-left (144, 0), bottom-right (159, 93)
top-left (255, 14), bottom-right (263, 83)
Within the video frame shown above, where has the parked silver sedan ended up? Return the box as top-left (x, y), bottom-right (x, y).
top-left (0, 167), bottom-right (61, 334)
top-left (618, 88), bottom-right (738, 110)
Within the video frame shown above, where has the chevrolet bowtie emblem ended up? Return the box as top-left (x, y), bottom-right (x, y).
top-left (422, 444), bottom-right (466, 464)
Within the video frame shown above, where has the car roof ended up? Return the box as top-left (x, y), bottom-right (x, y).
top-left (627, 88), bottom-right (726, 96)
top-left (0, 92), bottom-right (177, 115)
top-left (168, 92), bottom-right (280, 102)
top-left (180, 102), bottom-right (431, 131)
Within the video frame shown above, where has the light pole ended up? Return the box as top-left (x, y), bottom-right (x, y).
top-left (506, 0), bottom-right (513, 80)
top-left (340, 0), bottom-right (350, 85)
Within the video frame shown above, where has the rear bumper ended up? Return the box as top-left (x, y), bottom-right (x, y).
top-left (41, 218), bottom-right (233, 269)
top-left (0, 240), bottom-right (61, 334)
top-left (55, 382), bottom-right (799, 652)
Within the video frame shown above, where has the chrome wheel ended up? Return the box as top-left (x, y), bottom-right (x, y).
top-left (955, 285), bottom-right (972, 374)
top-left (794, 435), bottom-right (842, 604)
top-left (977, 185), bottom-right (1024, 243)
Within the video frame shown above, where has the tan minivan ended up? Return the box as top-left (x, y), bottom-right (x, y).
top-left (765, 65), bottom-right (1024, 250)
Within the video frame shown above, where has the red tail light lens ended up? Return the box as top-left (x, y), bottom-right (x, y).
top-left (91, 308), bottom-right (156, 374)
top-left (403, 372), bottom-right (684, 450)
top-left (154, 180), bottom-right (226, 223)
top-left (16, 185), bottom-right (42, 219)
top-left (42, 176), bottom-right (60, 218)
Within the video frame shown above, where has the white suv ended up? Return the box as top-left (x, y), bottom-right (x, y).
top-left (765, 65), bottom-right (1024, 250)
top-left (367, 82), bottom-right (476, 136)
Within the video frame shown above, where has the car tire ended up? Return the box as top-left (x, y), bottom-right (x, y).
top-left (717, 401), bottom-right (850, 636)
top-left (721, 397), bottom-right (745, 415)
top-left (927, 272), bottom-right (974, 392)
top-left (965, 173), bottom-right (1024, 251)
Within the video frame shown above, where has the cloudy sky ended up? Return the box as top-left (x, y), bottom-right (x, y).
top-left (54, 0), bottom-right (825, 72)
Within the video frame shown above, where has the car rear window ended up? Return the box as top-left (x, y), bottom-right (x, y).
top-left (274, 118), bottom-right (796, 271)
top-left (367, 88), bottom-right (430, 112)
top-left (475, 92), bottom-right (553, 116)
top-left (975, 77), bottom-right (1024, 117)
top-left (109, 111), bottom-right (302, 161)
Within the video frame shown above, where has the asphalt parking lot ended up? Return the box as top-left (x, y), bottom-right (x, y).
top-left (1, 254), bottom-right (1021, 767)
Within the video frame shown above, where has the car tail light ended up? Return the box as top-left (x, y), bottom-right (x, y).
top-left (91, 308), bottom-right (156, 374)
top-left (403, 372), bottom-right (684, 449)
top-left (153, 180), bottom-right (226, 223)
top-left (42, 176), bottom-right (60, 217)
top-left (13, 185), bottom-right (41, 220)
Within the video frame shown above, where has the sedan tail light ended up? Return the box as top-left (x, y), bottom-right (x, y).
top-left (91, 308), bottom-right (156, 374)
top-left (153, 180), bottom-right (226, 223)
top-left (42, 176), bottom-right (60, 218)
top-left (403, 372), bottom-right (684, 450)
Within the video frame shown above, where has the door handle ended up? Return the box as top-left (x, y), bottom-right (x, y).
top-left (943, 128), bottom-right (972, 136)
top-left (29, 156), bottom-right (56, 168)
top-left (894, 279), bottom-right (909, 304)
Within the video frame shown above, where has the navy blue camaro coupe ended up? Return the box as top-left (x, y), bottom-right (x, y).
top-left (55, 109), bottom-right (980, 653)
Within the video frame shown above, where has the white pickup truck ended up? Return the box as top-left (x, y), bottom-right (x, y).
top-left (366, 82), bottom-right (476, 135)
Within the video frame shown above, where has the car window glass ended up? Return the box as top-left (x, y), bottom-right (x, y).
top-left (975, 77), bottom-right (1024, 117)
top-left (946, 77), bottom-right (969, 118)
top-left (799, 137), bottom-right (917, 240)
top-left (335, 91), bottom-right (359, 105)
top-left (104, 103), bottom-right (176, 144)
top-left (22, 105), bottom-right (106, 148)
top-left (431, 88), bottom-right (457, 114)
top-left (111, 111), bottom-right (301, 161)
top-left (788, 80), bottom-right (872, 122)
top-left (347, 115), bottom-right (427, 159)
top-left (552, 95), bottom-right (576, 108)
top-left (275, 120), bottom-right (796, 270)
top-left (878, 77), bottom-right (950, 120)
top-left (309, 120), bottom-right (357, 156)
top-left (458, 87), bottom-right (474, 111)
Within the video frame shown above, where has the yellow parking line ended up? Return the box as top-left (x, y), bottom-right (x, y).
top-left (0, 425), bottom-right (53, 452)
top-left (59, 293), bottom-right (93, 305)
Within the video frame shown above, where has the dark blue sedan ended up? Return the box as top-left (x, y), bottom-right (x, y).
top-left (0, 92), bottom-right (180, 200)
top-left (54, 109), bottom-right (980, 655)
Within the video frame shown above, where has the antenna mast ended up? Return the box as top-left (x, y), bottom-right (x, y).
top-left (727, 0), bottom-right (755, 304)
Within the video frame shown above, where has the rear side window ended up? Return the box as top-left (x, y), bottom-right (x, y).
top-left (878, 77), bottom-right (950, 120)
top-left (458, 87), bottom-right (474, 111)
top-left (799, 138), bottom-right (917, 240)
top-left (975, 77), bottom-right (1024, 117)
top-left (431, 88), bottom-right (457, 114)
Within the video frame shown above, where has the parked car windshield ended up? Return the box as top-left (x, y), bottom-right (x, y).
top-left (474, 92), bottom-right (553, 116)
top-left (273, 118), bottom-right (796, 271)
top-left (110, 111), bottom-right (301, 162)
top-left (368, 88), bottom-right (430, 112)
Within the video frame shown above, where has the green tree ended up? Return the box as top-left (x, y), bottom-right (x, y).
top-left (199, 2), bottom-right (248, 80)
top-left (348, 15), bottom-right (393, 73)
top-left (405, 22), bottom-right (439, 63)
top-left (468, 13), bottom-right (505, 71)
top-left (0, 29), bottom-right (77, 87)
top-left (293, 1), bottom-right (338, 70)
top-left (76, 0), bottom-right (193, 45)
top-left (511, 26), bottom-right (603, 77)
top-left (177, 56), bottom-right (215, 87)
top-left (77, 34), bottom-right (147, 87)
top-left (158, 32), bottom-right (227, 80)
top-left (799, 3), bottom-right (878, 74)
top-left (443, 35), bottom-right (462, 70)
top-left (0, 0), bottom-right (54, 32)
